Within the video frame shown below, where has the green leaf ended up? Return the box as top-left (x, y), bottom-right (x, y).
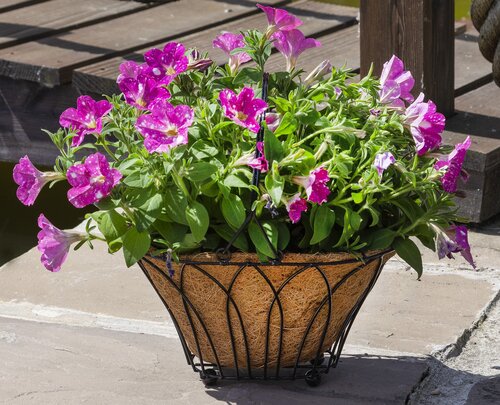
top-left (264, 129), bottom-right (284, 165)
top-left (310, 205), bottom-right (336, 244)
top-left (352, 192), bottom-right (363, 204)
top-left (224, 174), bottom-right (251, 189)
top-left (163, 190), bottom-right (188, 225)
top-left (186, 201), bottom-right (209, 242)
top-left (98, 210), bottom-right (128, 252)
top-left (122, 228), bottom-right (151, 267)
top-left (186, 162), bottom-right (218, 182)
top-left (221, 194), bottom-right (246, 229)
top-left (190, 140), bottom-right (219, 160)
top-left (248, 221), bottom-right (278, 259)
top-left (273, 112), bottom-right (297, 137)
top-left (276, 222), bottom-right (290, 250)
top-left (265, 162), bottom-right (284, 206)
top-left (393, 237), bottom-right (423, 278)
top-left (367, 228), bottom-right (396, 250)
top-left (153, 220), bottom-right (188, 246)
top-left (123, 171), bottom-right (153, 188)
top-left (213, 225), bottom-right (249, 251)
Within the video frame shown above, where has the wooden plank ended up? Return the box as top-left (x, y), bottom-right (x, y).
top-left (359, 0), bottom-right (455, 116)
top-left (0, 0), bottom-right (285, 87)
top-left (73, 1), bottom-right (359, 95)
top-left (0, 0), bottom-right (49, 14)
top-left (442, 82), bottom-right (500, 222)
top-left (0, 0), bottom-right (154, 49)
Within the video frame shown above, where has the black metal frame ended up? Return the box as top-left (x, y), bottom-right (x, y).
top-left (138, 249), bottom-right (392, 387)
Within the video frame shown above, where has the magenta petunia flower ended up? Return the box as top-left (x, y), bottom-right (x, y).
top-left (404, 93), bottom-right (445, 156)
top-left (66, 152), bottom-right (122, 208)
top-left (379, 55), bottom-right (415, 108)
top-left (286, 194), bottom-right (308, 223)
top-left (219, 87), bottom-right (268, 133)
top-left (135, 98), bottom-right (194, 153)
top-left (37, 214), bottom-right (87, 272)
top-left (265, 113), bottom-right (280, 132)
top-left (435, 224), bottom-right (475, 269)
top-left (293, 167), bottom-right (331, 204)
top-left (373, 152), bottom-right (395, 177)
top-left (116, 60), bottom-right (150, 84)
top-left (272, 29), bottom-right (321, 71)
top-left (213, 32), bottom-right (251, 73)
top-left (144, 42), bottom-right (188, 85)
top-left (118, 74), bottom-right (170, 110)
top-left (235, 141), bottom-right (268, 172)
top-left (13, 156), bottom-right (63, 206)
top-left (59, 95), bottom-right (113, 147)
top-left (434, 136), bottom-right (471, 193)
top-left (257, 4), bottom-right (303, 37)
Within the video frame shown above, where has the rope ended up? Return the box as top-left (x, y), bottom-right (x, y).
top-left (471, 0), bottom-right (500, 86)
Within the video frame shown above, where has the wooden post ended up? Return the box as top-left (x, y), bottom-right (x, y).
top-left (360, 0), bottom-right (455, 116)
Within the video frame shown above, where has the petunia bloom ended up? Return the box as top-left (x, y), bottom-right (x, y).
top-left (13, 156), bottom-right (63, 206)
top-left (304, 60), bottom-right (332, 85)
top-left (135, 98), bottom-right (194, 153)
top-left (435, 224), bottom-right (475, 269)
top-left (265, 113), bottom-right (280, 132)
top-left (37, 214), bottom-right (87, 272)
top-left (66, 152), bottom-right (122, 208)
top-left (286, 194), bottom-right (308, 223)
top-left (293, 167), bottom-right (331, 204)
top-left (187, 49), bottom-right (213, 72)
top-left (235, 141), bottom-right (268, 172)
top-left (116, 60), bottom-right (150, 84)
top-left (272, 29), bottom-right (321, 72)
top-left (257, 4), bottom-right (303, 37)
top-left (59, 96), bottom-right (113, 147)
top-left (219, 87), bottom-right (267, 133)
top-left (118, 74), bottom-right (170, 110)
top-left (434, 136), bottom-right (471, 193)
top-left (379, 55), bottom-right (415, 108)
top-left (144, 42), bottom-right (188, 85)
top-left (373, 152), bottom-right (395, 177)
top-left (212, 32), bottom-right (251, 73)
top-left (404, 93), bottom-right (445, 156)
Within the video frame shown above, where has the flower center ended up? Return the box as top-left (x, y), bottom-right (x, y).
top-left (236, 111), bottom-right (248, 121)
top-left (165, 66), bottom-right (177, 76)
top-left (87, 120), bottom-right (97, 129)
top-left (92, 174), bottom-right (106, 184)
top-left (165, 126), bottom-right (178, 136)
top-left (136, 98), bottom-right (146, 107)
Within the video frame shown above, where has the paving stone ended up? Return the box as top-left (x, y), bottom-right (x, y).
top-left (466, 376), bottom-right (500, 405)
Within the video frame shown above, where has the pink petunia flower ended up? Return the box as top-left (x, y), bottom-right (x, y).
top-left (272, 29), bottom-right (321, 71)
top-left (144, 42), bottom-right (188, 85)
top-left (37, 214), bottom-right (87, 272)
top-left (116, 60), bottom-right (150, 84)
top-left (66, 152), bottom-right (122, 208)
top-left (13, 156), bottom-right (63, 206)
top-left (257, 4), bottom-right (303, 37)
top-left (434, 223), bottom-right (475, 269)
top-left (379, 55), bottom-right (415, 108)
top-left (118, 74), bottom-right (170, 110)
top-left (265, 113), bottom-right (280, 132)
top-left (219, 87), bottom-right (268, 133)
top-left (135, 98), bottom-right (194, 153)
top-left (404, 93), bottom-right (445, 156)
top-left (293, 167), bottom-right (331, 204)
top-left (212, 32), bottom-right (251, 73)
top-left (373, 152), bottom-right (395, 177)
top-left (286, 194), bottom-right (308, 223)
top-left (434, 136), bottom-right (471, 193)
top-left (235, 141), bottom-right (268, 172)
top-left (59, 96), bottom-right (113, 147)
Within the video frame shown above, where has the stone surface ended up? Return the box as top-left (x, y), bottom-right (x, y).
top-left (466, 376), bottom-right (500, 405)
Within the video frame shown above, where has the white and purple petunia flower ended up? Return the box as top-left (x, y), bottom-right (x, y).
top-left (379, 55), bottom-right (415, 108)
top-left (265, 113), bottom-right (280, 132)
top-left (135, 98), bottom-right (194, 153)
top-left (434, 136), bottom-right (471, 193)
top-left (286, 194), bottom-right (308, 223)
top-left (257, 4), bottom-right (303, 37)
top-left (219, 87), bottom-right (268, 133)
top-left (235, 141), bottom-right (268, 172)
top-left (144, 42), bottom-right (189, 85)
top-left (293, 167), bottom-right (331, 204)
top-left (66, 152), bottom-right (122, 208)
top-left (404, 93), bottom-right (445, 156)
top-left (118, 74), bottom-right (170, 110)
top-left (373, 152), bottom-right (395, 177)
top-left (37, 214), bottom-right (87, 272)
top-left (213, 32), bottom-right (251, 73)
top-left (272, 29), bottom-right (321, 72)
top-left (13, 156), bottom-right (62, 206)
top-left (59, 95), bottom-right (113, 147)
top-left (116, 60), bottom-right (150, 84)
top-left (435, 224), bottom-right (475, 268)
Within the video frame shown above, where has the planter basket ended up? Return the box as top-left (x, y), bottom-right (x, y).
top-left (138, 249), bottom-right (394, 386)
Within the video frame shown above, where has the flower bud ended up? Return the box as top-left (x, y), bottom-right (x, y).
top-left (304, 60), bottom-right (332, 85)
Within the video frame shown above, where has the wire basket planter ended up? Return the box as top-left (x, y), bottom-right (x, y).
top-left (138, 249), bottom-right (394, 387)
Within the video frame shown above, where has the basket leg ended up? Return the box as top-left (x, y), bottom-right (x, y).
top-left (304, 369), bottom-right (322, 387)
top-left (199, 368), bottom-right (218, 387)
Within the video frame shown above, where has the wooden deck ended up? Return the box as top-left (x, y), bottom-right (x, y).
top-left (0, 0), bottom-right (498, 222)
